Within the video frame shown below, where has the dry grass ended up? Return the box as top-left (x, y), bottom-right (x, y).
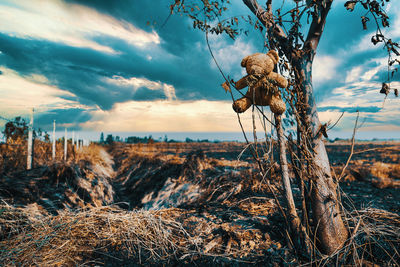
top-left (0, 204), bottom-right (199, 266)
top-left (2, 202), bottom-right (398, 266)
top-left (351, 162), bottom-right (400, 188)
top-left (0, 140), bottom-right (112, 173)
top-left (312, 207), bottom-right (400, 266)
top-left (2, 141), bottom-right (400, 265)
top-left (370, 162), bottom-right (400, 180)
top-left (345, 208), bottom-right (400, 265)
top-left (0, 137), bottom-right (26, 173)
top-left (74, 144), bottom-right (112, 167)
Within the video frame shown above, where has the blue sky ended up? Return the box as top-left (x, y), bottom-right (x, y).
top-left (0, 0), bottom-right (399, 140)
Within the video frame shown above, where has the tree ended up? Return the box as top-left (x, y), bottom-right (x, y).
top-left (169, 0), bottom-right (398, 256)
top-left (3, 117), bottom-right (28, 142)
top-left (100, 132), bottom-right (104, 143)
top-left (105, 134), bottom-right (114, 145)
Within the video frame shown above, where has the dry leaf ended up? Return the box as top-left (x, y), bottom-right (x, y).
top-left (221, 81), bottom-right (231, 93)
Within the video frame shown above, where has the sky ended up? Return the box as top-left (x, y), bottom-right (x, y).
top-left (0, 0), bottom-right (399, 141)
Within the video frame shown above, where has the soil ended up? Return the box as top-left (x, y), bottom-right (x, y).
top-left (1, 141), bottom-right (399, 265)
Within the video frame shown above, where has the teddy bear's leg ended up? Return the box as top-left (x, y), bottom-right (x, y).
top-left (235, 75), bottom-right (250, 90)
top-left (267, 72), bottom-right (288, 88)
top-left (232, 96), bottom-right (252, 113)
top-left (269, 93), bottom-right (286, 115)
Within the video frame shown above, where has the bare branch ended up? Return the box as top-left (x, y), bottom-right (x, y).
top-left (328, 112), bottom-right (345, 131)
top-left (339, 111), bottom-right (360, 181)
top-left (242, 0), bottom-right (287, 41)
top-left (304, 0), bottom-right (333, 56)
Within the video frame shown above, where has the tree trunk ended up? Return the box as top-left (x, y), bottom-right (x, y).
top-left (299, 59), bottom-right (348, 255)
top-left (274, 114), bottom-right (302, 248)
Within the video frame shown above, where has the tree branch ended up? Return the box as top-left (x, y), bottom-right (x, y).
top-left (303, 0), bottom-right (333, 57)
top-left (242, 0), bottom-right (287, 42)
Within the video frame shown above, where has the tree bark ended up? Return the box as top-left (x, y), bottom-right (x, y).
top-left (298, 58), bottom-right (348, 255)
top-left (274, 114), bottom-right (302, 246)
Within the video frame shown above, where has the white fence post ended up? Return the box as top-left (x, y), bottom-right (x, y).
top-left (27, 108), bottom-right (34, 170)
top-left (52, 120), bottom-right (56, 160)
top-left (64, 128), bottom-right (67, 161)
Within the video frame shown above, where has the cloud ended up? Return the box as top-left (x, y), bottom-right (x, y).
top-left (80, 100), bottom-right (272, 133)
top-left (345, 66), bottom-right (363, 83)
top-left (106, 75), bottom-right (177, 101)
top-left (0, 0), bottom-right (160, 54)
top-left (210, 36), bottom-right (256, 75)
top-left (0, 67), bottom-right (84, 121)
top-left (312, 55), bottom-right (340, 86)
top-left (318, 106), bottom-right (381, 113)
top-left (0, 27), bottom-right (224, 109)
top-left (0, 0), bottom-right (398, 136)
top-left (35, 108), bottom-right (93, 130)
top-left (317, 79), bottom-right (400, 131)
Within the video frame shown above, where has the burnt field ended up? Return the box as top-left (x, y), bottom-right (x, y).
top-left (0, 140), bottom-right (399, 266)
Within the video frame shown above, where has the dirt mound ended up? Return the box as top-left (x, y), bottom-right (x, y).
top-left (113, 152), bottom-right (182, 209)
top-left (0, 161), bottom-right (114, 214)
top-left (112, 147), bottom-right (255, 210)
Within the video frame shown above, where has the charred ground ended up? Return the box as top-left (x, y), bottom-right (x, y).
top-left (0, 141), bottom-right (399, 266)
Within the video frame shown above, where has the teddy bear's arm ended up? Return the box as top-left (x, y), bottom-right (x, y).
top-left (267, 72), bottom-right (288, 88)
top-left (235, 75), bottom-right (250, 89)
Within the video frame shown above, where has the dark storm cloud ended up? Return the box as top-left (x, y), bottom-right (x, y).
top-left (0, 1), bottom-right (245, 109)
top-left (133, 87), bottom-right (166, 101)
top-left (35, 108), bottom-right (93, 130)
top-left (2, 0), bottom-right (398, 133)
top-left (0, 0), bottom-right (269, 115)
top-left (0, 32), bottom-right (219, 109)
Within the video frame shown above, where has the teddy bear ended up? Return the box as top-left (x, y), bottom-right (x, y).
top-left (222, 50), bottom-right (288, 115)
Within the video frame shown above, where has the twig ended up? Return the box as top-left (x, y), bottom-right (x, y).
top-left (327, 112), bottom-right (344, 131)
top-left (338, 112), bottom-right (360, 181)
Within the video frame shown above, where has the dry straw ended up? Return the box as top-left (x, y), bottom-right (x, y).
top-left (0, 204), bottom-right (199, 266)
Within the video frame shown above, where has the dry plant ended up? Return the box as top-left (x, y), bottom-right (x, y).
top-left (312, 206), bottom-right (400, 266)
top-left (0, 139), bottom-right (111, 173)
top-left (0, 204), bottom-right (200, 266)
top-left (0, 137), bottom-right (26, 173)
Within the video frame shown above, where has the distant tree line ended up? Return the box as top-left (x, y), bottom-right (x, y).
top-left (98, 133), bottom-right (220, 144)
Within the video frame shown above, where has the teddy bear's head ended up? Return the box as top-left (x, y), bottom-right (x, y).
top-left (240, 50), bottom-right (279, 77)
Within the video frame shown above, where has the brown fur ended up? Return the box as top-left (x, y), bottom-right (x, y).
top-left (229, 50), bottom-right (287, 114)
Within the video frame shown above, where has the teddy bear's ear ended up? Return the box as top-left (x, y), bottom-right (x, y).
top-left (267, 50), bottom-right (279, 65)
top-left (241, 56), bottom-right (249, 67)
